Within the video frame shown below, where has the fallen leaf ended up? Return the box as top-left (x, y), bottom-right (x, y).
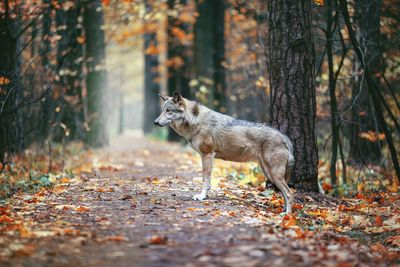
top-left (76, 206), bottom-right (90, 212)
top-left (148, 235), bottom-right (168, 245)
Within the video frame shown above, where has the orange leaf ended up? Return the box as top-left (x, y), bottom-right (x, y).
top-left (148, 235), bottom-right (168, 245)
top-left (359, 131), bottom-right (385, 142)
top-left (281, 214), bottom-right (297, 228)
top-left (59, 177), bottom-right (70, 183)
top-left (76, 206), bottom-right (90, 212)
top-left (103, 235), bottom-right (129, 242)
top-left (145, 43), bottom-right (160, 55)
top-left (0, 76), bottom-right (11, 85)
top-left (292, 203), bottom-right (304, 210)
top-left (322, 183), bottom-right (332, 191)
top-left (313, 0), bottom-right (324, 6)
top-left (0, 215), bottom-right (14, 223)
top-left (76, 35), bottom-right (86, 44)
top-left (375, 216), bottom-right (383, 227)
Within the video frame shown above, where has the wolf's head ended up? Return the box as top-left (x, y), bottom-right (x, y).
top-left (154, 91), bottom-right (185, 127)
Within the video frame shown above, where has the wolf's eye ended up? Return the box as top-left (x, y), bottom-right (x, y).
top-left (166, 108), bottom-right (171, 113)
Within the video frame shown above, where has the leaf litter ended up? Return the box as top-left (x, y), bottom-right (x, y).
top-left (0, 137), bottom-right (399, 266)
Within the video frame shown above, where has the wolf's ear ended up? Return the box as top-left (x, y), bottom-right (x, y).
top-left (159, 94), bottom-right (167, 102)
top-left (172, 91), bottom-right (183, 103)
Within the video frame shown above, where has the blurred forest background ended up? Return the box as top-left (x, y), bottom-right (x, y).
top-left (0, 0), bottom-right (399, 199)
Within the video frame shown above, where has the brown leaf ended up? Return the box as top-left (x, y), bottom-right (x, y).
top-left (148, 235), bottom-right (168, 245)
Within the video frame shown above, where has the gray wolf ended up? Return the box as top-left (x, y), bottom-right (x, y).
top-left (154, 92), bottom-right (294, 213)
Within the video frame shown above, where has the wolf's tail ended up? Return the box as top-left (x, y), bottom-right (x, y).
top-left (283, 136), bottom-right (295, 184)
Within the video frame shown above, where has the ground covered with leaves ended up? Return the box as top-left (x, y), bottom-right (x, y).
top-left (0, 136), bottom-right (399, 266)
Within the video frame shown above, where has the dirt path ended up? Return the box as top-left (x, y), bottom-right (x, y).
top-left (0, 135), bottom-right (398, 267)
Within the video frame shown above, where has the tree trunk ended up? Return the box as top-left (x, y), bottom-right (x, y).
top-left (167, 0), bottom-right (179, 141)
top-left (349, 0), bottom-right (382, 164)
top-left (212, 0), bottom-right (226, 113)
top-left (41, 0), bottom-right (52, 70)
top-left (339, 0), bottom-right (400, 183)
top-left (166, 0), bottom-right (193, 141)
top-left (268, 0), bottom-right (319, 192)
top-left (40, 0), bottom-right (53, 140)
top-left (83, 0), bottom-right (108, 147)
top-left (143, 0), bottom-right (161, 135)
top-left (54, 3), bottom-right (84, 141)
top-left (0, 6), bottom-right (22, 160)
top-left (64, 5), bottom-right (84, 140)
top-left (194, 0), bottom-right (214, 105)
top-left (326, 0), bottom-right (340, 186)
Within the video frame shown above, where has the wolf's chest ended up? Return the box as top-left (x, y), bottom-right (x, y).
top-left (189, 134), bottom-right (257, 162)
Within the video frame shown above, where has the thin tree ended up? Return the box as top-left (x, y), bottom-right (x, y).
top-left (143, 0), bottom-right (161, 134)
top-left (167, 0), bottom-right (183, 141)
top-left (349, 0), bottom-right (382, 164)
top-left (193, 0), bottom-right (226, 111)
top-left (268, 0), bottom-right (319, 191)
top-left (339, 0), bottom-right (400, 182)
top-left (83, 0), bottom-right (108, 147)
top-left (0, 1), bottom-right (23, 160)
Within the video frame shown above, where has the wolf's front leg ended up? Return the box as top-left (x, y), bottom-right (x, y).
top-left (193, 153), bottom-right (214, 201)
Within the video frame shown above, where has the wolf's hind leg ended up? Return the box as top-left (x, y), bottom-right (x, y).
top-left (259, 154), bottom-right (294, 214)
top-left (193, 153), bottom-right (214, 201)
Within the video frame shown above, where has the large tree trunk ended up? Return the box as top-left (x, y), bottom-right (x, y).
top-left (143, 0), bottom-right (161, 135)
top-left (83, 0), bottom-right (108, 147)
top-left (268, 0), bottom-right (319, 192)
top-left (0, 7), bottom-right (22, 160)
top-left (349, 0), bottom-right (382, 164)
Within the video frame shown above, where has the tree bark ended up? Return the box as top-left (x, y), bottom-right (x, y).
top-left (166, 0), bottom-right (181, 141)
top-left (339, 0), bottom-right (400, 183)
top-left (143, 1), bottom-right (161, 135)
top-left (83, 0), bottom-right (108, 147)
top-left (326, 0), bottom-right (340, 186)
top-left (40, 0), bottom-right (53, 140)
top-left (64, 5), bottom-right (84, 140)
top-left (0, 4), bottom-right (22, 160)
top-left (54, 3), bottom-right (84, 141)
top-left (193, 0), bottom-right (226, 112)
top-left (268, 0), bottom-right (319, 192)
top-left (349, 0), bottom-right (382, 164)
top-left (166, 0), bottom-right (194, 141)
top-left (212, 0), bottom-right (226, 113)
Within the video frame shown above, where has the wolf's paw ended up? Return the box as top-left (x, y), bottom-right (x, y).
top-left (192, 194), bottom-right (207, 201)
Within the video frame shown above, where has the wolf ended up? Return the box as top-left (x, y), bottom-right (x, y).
top-left (154, 92), bottom-right (295, 213)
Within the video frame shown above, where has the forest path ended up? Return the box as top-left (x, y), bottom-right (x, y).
top-left (0, 135), bottom-right (397, 267)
